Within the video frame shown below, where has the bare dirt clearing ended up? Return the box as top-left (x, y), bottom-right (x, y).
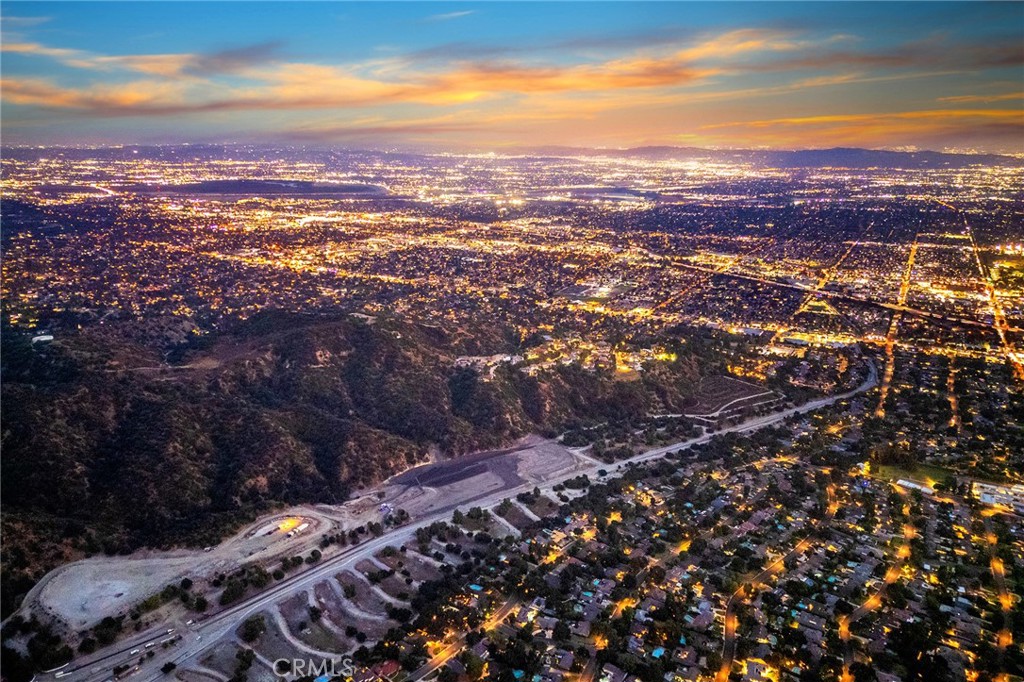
top-left (36, 557), bottom-right (196, 630)
top-left (23, 436), bottom-right (587, 630)
top-left (25, 510), bottom-right (330, 629)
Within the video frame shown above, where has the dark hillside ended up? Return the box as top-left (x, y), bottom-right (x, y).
top-left (0, 314), bottom-right (700, 616)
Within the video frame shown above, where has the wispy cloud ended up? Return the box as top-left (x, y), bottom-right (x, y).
top-left (703, 108), bottom-right (1024, 130)
top-left (0, 15), bottom-right (51, 28)
top-left (0, 32), bottom-right (741, 116)
top-left (424, 10), bottom-right (475, 23)
top-left (700, 108), bottom-right (1024, 148)
top-left (186, 42), bottom-right (285, 76)
top-left (3, 15), bottom-right (1022, 152)
top-left (751, 35), bottom-right (1024, 73)
top-left (938, 91), bottom-right (1024, 104)
top-left (3, 41), bottom-right (83, 61)
top-left (0, 40), bottom-right (285, 78)
top-left (690, 107), bottom-right (1024, 151)
top-left (0, 26), bottom-right (983, 121)
top-left (0, 76), bottom-right (196, 112)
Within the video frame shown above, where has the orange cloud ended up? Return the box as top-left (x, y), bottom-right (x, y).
top-left (64, 53), bottom-right (197, 78)
top-left (2, 41), bottom-right (83, 60)
top-left (0, 40), bottom-right (723, 116)
top-left (703, 108), bottom-right (1024, 130)
top-left (4, 24), bottom-right (1021, 152)
top-left (1, 39), bottom-right (283, 78)
top-left (698, 108), bottom-right (1024, 150)
top-left (0, 26), bottom-right (817, 114)
top-left (0, 77), bottom-right (200, 111)
top-left (675, 28), bottom-right (813, 62)
top-left (427, 58), bottom-right (716, 96)
top-left (938, 92), bottom-right (1024, 103)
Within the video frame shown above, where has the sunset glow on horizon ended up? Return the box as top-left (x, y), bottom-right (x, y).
top-left (1, 1), bottom-right (1022, 152)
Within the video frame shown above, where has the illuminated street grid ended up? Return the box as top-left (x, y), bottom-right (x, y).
top-left (2, 147), bottom-right (1022, 682)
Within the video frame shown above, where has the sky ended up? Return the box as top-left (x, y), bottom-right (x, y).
top-left (1, 2), bottom-right (1022, 152)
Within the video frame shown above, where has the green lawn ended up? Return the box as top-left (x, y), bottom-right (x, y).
top-left (872, 462), bottom-right (953, 486)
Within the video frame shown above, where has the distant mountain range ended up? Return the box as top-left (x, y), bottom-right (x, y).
top-left (3, 144), bottom-right (1020, 169)
top-left (516, 145), bottom-right (1024, 169)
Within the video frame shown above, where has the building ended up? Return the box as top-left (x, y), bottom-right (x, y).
top-left (972, 481), bottom-right (1024, 514)
top-left (896, 479), bottom-right (935, 496)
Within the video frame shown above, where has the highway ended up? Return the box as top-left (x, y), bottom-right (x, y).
top-left (668, 257), bottom-right (1013, 333)
top-left (875, 236), bottom-right (917, 418)
top-left (946, 198), bottom-right (1024, 380)
top-left (40, 361), bottom-right (879, 682)
top-left (54, 526), bottom-right (430, 682)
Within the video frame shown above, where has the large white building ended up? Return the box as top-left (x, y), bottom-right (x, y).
top-left (896, 479), bottom-right (935, 495)
top-left (972, 481), bottom-right (1024, 515)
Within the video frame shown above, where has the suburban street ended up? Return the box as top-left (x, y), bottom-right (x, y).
top-left (716, 485), bottom-right (839, 682)
top-left (408, 598), bottom-right (522, 681)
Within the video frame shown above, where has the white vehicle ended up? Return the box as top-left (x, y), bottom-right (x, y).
top-left (185, 620), bottom-right (194, 626)
top-left (129, 649), bottom-right (140, 656)
top-left (166, 629), bottom-right (175, 634)
top-left (144, 643), bottom-right (155, 649)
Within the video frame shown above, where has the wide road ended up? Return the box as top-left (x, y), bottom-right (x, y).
top-left (667, 258), bottom-right (1012, 332)
top-left (43, 362), bottom-right (878, 682)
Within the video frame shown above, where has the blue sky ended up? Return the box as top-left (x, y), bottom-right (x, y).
top-left (2, 2), bottom-right (1022, 151)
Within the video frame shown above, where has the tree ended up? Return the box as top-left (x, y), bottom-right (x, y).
top-left (161, 662), bottom-right (177, 674)
top-left (240, 615), bottom-right (265, 643)
top-left (219, 580), bottom-right (246, 605)
top-left (463, 653), bottom-right (485, 681)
